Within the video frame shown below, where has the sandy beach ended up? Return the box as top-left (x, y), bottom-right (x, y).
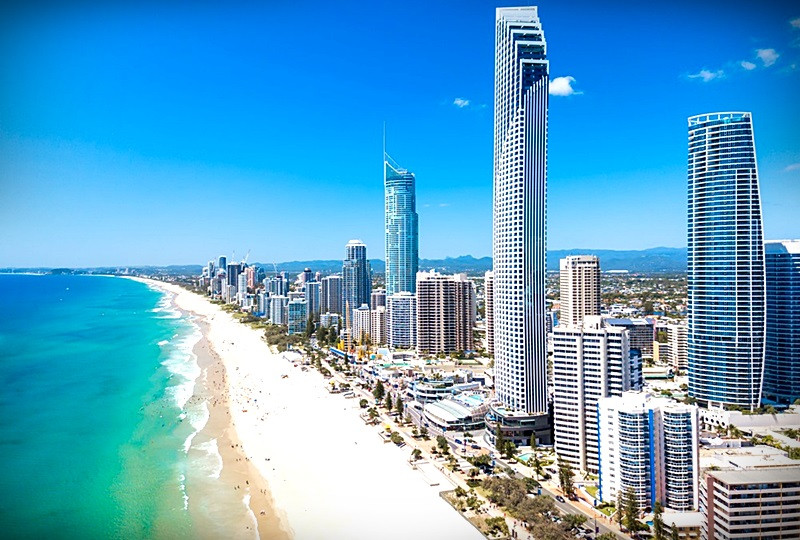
top-left (131, 277), bottom-right (484, 540)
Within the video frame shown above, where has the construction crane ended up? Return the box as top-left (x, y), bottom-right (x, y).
top-left (242, 249), bottom-right (251, 265)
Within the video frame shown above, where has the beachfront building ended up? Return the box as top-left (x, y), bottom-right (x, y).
top-left (387, 291), bottom-right (416, 349)
top-left (384, 154), bottom-right (419, 296)
top-left (422, 394), bottom-right (490, 434)
top-left (218, 255), bottom-right (227, 273)
top-left (352, 304), bottom-right (371, 344)
top-left (409, 373), bottom-right (482, 404)
top-left (270, 295), bottom-right (288, 325)
top-left (342, 240), bottom-right (371, 329)
top-left (664, 321), bottom-right (688, 372)
top-left (320, 274), bottom-right (342, 316)
top-left (304, 281), bottom-right (321, 318)
top-left (598, 392), bottom-right (699, 513)
top-left (559, 255), bottom-right (601, 328)
top-left (484, 270), bottom-right (494, 356)
top-left (487, 7), bottom-right (551, 447)
top-left (416, 271), bottom-right (476, 355)
top-left (688, 112), bottom-right (765, 410)
top-left (371, 306), bottom-right (387, 346)
top-left (286, 300), bottom-right (308, 335)
top-left (552, 316), bottom-right (643, 473)
top-left (763, 239), bottom-right (800, 406)
top-left (371, 289), bottom-right (386, 310)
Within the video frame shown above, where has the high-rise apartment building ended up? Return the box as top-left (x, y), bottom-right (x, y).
top-left (667, 322), bottom-right (688, 372)
top-left (491, 5), bottom-right (549, 419)
top-left (598, 392), bottom-right (699, 513)
top-left (286, 300), bottom-right (307, 335)
top-left (387, 292), bottom-right (416, 349)
top-left (604, 317), bottom-right (656, 359)
top-left (269, 295), bottom-right (288, 325)
top-left (484, 271), bottom-right (495, 356)
top-left (304, 281), bottom-right (321, 318)
top-left (352, 304), bottom-right (371, 343)
top-left (384, 156), bottom-right (419, 296)
top-left (218, 256), bottom-right (227, 273)
top-left (320, 275), bottom-right (343, 316)
top-left (416, 271), bottom-right (476, 355)
top-left (342, 240), bottom-right (371, 329)
top-left (559, 255), bottom-right (601, 327)
top-left (552, 317), bottom-right (643, 473)
top-left (371, 289), bottom-right (386, 310)
top-left (371, 306), bottom-right (387, 346)
top-left (687, 112), bottom-right (765, 410)
top-left (763, 239), bottom-right (800, 406)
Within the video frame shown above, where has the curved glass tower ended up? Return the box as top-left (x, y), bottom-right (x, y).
top-left (384, 157), bottom-right (418, 296)
top-left (687, 112), bottom-right (765, 410)
top-left (492, 6), bottom-right (549, 415)
top-left (763, 240), bottom-right (800, 406)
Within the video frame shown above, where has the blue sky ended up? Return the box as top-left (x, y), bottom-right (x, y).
top-left (1, 0), bottom-right (798, 267)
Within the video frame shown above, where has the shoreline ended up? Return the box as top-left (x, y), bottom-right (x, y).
top-left (127, 277), bottom-right (484, 539)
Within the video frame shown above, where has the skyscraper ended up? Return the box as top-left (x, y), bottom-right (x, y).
top-left (553, 317), bottom-right (642, 473)
top-left (559, 255), bottom-right (601, 327)
top-left (305, 281), bottom-right (321, 319)
top-left (484, 270), bottom-right (495, 356)
top-left (342, 240), bottom-right (371, 329)
top-left (763, 239), bottom-right (800, 406)
top-left (489, 7), bottom-right (550, 438)
top-left (387, 292), bottom-right (416, 349)
top-left (687, 112), bottom-right (765, 410)
top-left (416, 271), bottom-right (476, 355)
top-left (384, 155), bottom-right (419, 296)
top-left (320, 275), bottom-right (343, 316)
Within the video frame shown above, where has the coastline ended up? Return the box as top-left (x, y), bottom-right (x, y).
top-left (127, 277), bottom-right (484, 540)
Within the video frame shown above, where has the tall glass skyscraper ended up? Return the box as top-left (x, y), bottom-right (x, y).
top-left (687, 112), bottom-right (765, 410)
top-left (490, 7), bottom-right (549, 420)
top-left (384, 156), bottom-right (418, 296)
top-left (342, 239), bottom-right (371, 329)
top-left (763, 240), bottom-right (800, 406)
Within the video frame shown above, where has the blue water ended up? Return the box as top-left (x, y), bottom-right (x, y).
top-left (0, 274), bottom-right (202, 539)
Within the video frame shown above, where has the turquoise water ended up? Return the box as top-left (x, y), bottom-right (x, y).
top-left (0, 274), bottom-right (202, 539)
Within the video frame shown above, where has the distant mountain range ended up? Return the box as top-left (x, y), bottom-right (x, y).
top-left (2, 247), bottom-right (687, 276)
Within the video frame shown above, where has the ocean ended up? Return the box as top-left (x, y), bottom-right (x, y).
top-left (0, 274), bottom-right (217, 538)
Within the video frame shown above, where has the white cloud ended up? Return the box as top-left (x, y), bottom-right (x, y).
top-left (740, 60), bottom-right (757, 70)
top-left (790, 17), bottom-right (800, 29)
top-left (756, 48), bottom-right (779, 67)
top-left (438, 203), bottom-right (450, 207)
top-left (688, 69), bottom-right (724, 82)
top-left (453, 98), bottom-right (470, 108)
top-left (785, 163), bottom-right (800, 172)
top-left (549, 76), bottom-right (581, 96)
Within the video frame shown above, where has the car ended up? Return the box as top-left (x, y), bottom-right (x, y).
top-left (471, 444), bottom-right (480, 449)
top-left (455, 439), bottom-right (463, 445)
top-left (555, 495), bottom-right (565, 503)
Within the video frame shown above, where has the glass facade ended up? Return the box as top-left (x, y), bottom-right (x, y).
top-left (384, 159), bottom-right (418, 296)
top-left (492, 6), bottom-right (549, 415)
top-left (763, 240), bottom-right (800, 406)
top-left (687, 112), bottom-right (765, 410)
top-left (342, 240), bottom-right (371, 329)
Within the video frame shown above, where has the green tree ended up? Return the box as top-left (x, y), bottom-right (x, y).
top-left (420, 426), bottom-right (429, 439)
top-left (503, 441), bottom-right (517, 460)
top-left (670, 526), bottom-right (679, 540)
top-left (615, 491), bottom-right (624, 529)
top-left (623, 486), bottom-right (639, 533)
top-left (385, 392), bottom-right (393, 411)
top-left (359, 398), bottom-right (368, 409)
top-left (597, 535), bottom-right (616, 540)
top-left (372, 380), bottom-right (385, 401)
top-left (494, 425), bottom-right (506, 453)
top-left (557, 456), bottom-right (575, 498)
top-left (437, 435), bottom-right (449, 453)
top-left (315, 324), bottom-right (328, 343)
top-left (562, 514), bottom-right (587, 530)
top-left (411, 448), bottom-right (422, 461)
top-left (395, 395), bottom-right (404, 416)
top-left (304, 312), bottom-right (314, 338)
top-left (653, 501), bottom-right (665, 540)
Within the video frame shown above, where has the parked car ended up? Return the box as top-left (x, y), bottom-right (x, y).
top-left (555, 495), bottom-right (565, 503)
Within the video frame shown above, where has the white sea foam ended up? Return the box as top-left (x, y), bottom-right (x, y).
top-left (158, 340), bottom-right (169, 347)
top-left (161, 324), bottom-right (202, 410)
top-left (179, 472), bottom-right (189, 511)
top-left (182, 401), bottom-right (210, 453)
top-left (193, 438), bottom-right (223, 479)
